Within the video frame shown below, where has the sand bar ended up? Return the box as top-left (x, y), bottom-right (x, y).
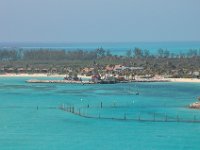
top-left (0, 73), bottom-right (91, 79)
top-left (0, 73), bottom-right (65, 78)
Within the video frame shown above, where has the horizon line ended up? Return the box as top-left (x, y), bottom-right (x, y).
top-left (1, 40), bottom-right (200, 44)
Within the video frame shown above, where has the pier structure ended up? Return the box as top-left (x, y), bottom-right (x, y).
top-left (26, 79), bottom-right (95, 84)
top-left (26, 79), bottom-right (170, 84)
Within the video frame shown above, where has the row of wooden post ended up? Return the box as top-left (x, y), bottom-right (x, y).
top-left (61, 103), bottom-right (199, 123)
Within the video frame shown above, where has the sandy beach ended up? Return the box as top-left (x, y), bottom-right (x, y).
top-left (166, 78), bottom-right (200, 83)
top-left (0, 73), bottom-right (200, 83)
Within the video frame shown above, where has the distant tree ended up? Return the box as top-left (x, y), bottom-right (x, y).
top-left (163, 49), bottom-right (170, 58)
top-left (143, 49), bottom-right (150, 58)
top-left (106, 50), bottom-right (112, 57)
top-left (187, 49), bottom-right (198, 58)
top-left (133, 48), bottom-right (143, 58)
top-left (170, 53), bottom-right (175, 58)
top-left (198, 49), bottom-right (200, 56)
top-left (0, 49), bottom-right (18, 61)
top-left (126, 49), bottom-right (132, 58)
top-left (158, 48), bottom-right (164, 58)
top-left (96, 47), bottom-right (105, 58)
top-left (179, 52), bottom-right (185, 58)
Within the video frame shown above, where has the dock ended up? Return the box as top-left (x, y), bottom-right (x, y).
top-left (26, 79), bottom-right (170, 84)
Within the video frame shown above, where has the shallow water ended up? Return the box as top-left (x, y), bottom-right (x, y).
top-left (0, 77), bottom-right (200, 150)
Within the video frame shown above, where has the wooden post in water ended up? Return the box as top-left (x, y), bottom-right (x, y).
top-left (73, 107), bottom-right (76, 114)
top-left (138, 113), bottom-right (141, 121)
top-left (100, 102), bottom-right (103, 108)
top-left (165, 113), bottom-right (167, 122)
top-left (69, 106), bottom-right (72, 112)
top-left (124, 113), bottom-right (126, 120)
top-left (62, 104), bottom-right (65, 109)
top-left (177, 114), bottom-right (179, 122)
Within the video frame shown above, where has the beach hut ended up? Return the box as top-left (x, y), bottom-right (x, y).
top-left (105, 65), bottom-right (114, 72)
top-left (6, 68), bottom-right (15, 73)
top-left (82, 67), bottom-right (94, 76)
top-left (34, 68), bottom-right (40, 73)
top-left (193, 71), bottom-right (200, 78)
top-left (17, 68), bottom-right (26, 73)
top-left (113, 65), bottom-right (123, 72)
top-left (51, 68), bottom-right (57, 73)
top-left (41, 68), bottom-right (48, 73)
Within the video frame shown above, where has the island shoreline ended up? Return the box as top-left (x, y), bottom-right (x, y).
top-left (0, 73), bottom-right (200, 83)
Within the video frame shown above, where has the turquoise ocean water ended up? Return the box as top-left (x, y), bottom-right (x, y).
top-left (0, 77), bottom-right (200, 150)
top-left (1, 41), bottom-right (200, 55)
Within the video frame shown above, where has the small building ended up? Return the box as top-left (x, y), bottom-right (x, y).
top-left (41, 68), bottom-right (48, 73)
top-left (114, 65), bottom-right (144, 72)
top-left (17, 68), bottom-right (26, 73)
top-left (105, 65), bottom-right (114, 72)
top-left (129, 67), bottom-right (144, 70)
top-left (193, 71), bottom-right (200, 78)
top-left (51, 68), bottom-right (57, 74)
top-left (113, 65), bottom-right (123, 72)
top-left (6, 68), bottom-right (15, 73)
top-left (81, 67), bottom-right (94, 76)
top-left (34, 68), bottom-right (40, 73)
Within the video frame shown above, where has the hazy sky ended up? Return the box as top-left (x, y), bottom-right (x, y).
top-left (0, 0), bottom-right (200, 42)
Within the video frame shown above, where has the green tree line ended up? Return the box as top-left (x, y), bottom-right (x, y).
top-left (1, 47), bottom-right (200, 61)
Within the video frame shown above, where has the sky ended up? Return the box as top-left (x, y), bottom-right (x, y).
top-left (0, 0), bottom-right (200, 42)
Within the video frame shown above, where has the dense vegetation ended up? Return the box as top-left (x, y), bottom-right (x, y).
top-left (0, 48), bottom-right (200, 78)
